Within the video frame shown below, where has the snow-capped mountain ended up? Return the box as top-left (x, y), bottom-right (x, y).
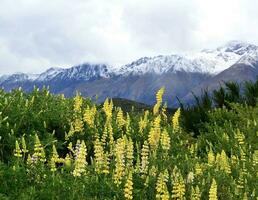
top-left (34, 63), bottom-right (112, 83)
top-left (1, 41), bottom-right (258, 106)
top-left (0, 73), bottom-right (38, 84)
top-left (0, 63), bottom-right (112, 85)
top-left (117, 40), bottom-right (258, 76)
top-left (236, 49), bottom-right (258, 67)
top-left (52, 63), bottom-right (111, 81)
top-left (1, 40), bottom-right (258, 82)
top-left (36, 67), bottom-right (65, 82)
top-left (216, 40), bottom-right (258, 55)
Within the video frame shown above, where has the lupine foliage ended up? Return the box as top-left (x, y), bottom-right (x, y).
top-left (0, 85), bottom-right (257, 200)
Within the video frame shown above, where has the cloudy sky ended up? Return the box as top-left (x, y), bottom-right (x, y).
top-left (0, 0), bottom-right (258, 75)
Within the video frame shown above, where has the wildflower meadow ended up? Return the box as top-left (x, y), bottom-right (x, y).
top-left (0, 86), bottom-right (257, 199)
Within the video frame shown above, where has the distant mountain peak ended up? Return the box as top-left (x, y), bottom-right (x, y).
top-left (36, 67), bottom-right (64, 82)
top-left (0, 72), bottom-right (37, 84)
top-left (117, 41), bottom-right (257, 76)
top-left (236, 50), bottom-right (258, 67)
top-left (217, 40), bottom-right (258, 55)
top-left (37, 63), bottom-right (112, 83)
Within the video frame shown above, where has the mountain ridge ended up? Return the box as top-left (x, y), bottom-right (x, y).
top-left (1, 41), bottom-right (258, 106)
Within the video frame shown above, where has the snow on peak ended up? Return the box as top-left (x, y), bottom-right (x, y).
top-left (216, 40), bottom-right (258, 55)
top-left (118, 56), bottom-right (179, 75)
top-left (116, 41), bottom-right (258, 76)
top-left (27, 74), bottom-right (40, 81)
top-left (36, 67), bottom-right (64, 82)
top-left (0, 73), bottom-right (38, 83)
top-left (236, 49), bottom-right (258, 67)
top-left (45, 63), bottom-right (111, 82)
top-left (34, 63), bottom-right (112, 82)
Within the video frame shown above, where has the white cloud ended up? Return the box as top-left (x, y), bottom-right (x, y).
top-left (0, 0), bottom-right (258, 74)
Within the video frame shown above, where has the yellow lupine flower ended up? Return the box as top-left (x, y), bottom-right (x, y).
top-left (94, 137), bottom-right (104, 173)
top-left (33, 134), bottom-right (46, 163)
top-left (126, 137), bottom-right (134, 169)
top-left (106, 121), bottom-right (114, 146)
top-left (139, 111), bottom-right (149, 134)
top-left (156, 87), bottom-right (165, 107)
top-left (240, 147), bottom-right (247, 163)
top-left (72, 140), bottom-right (87, 177)
top-left (94, 137), bottom-right (109, 174)
top-left (156, 171), bottom-right (170, 200)
top-left (103, 98), bottom-right (113, 122)
top-left (113, 137), bottom-right (126, 185)
top-left (153, 87), bottom-right (165, 115)
top-left (171, 170), bottom-right (185, 200)
top-left (67, 117), bottom-right (85, 139)
top-left (101, 124), bottom-right (108, 146)
top-left (231, 154), bottom-right (239, 166)
top-left (49, 144), bottom-right (59, 172)
top-left (235, 129), bottom-right (245, 145)
top-left (14, 140), bottom-right (22, 158)
top-left (124, 171), bottom-right (133, 200)
top-left (209, 179), bottom-right (218, 200)
top-left (74, 93), bottom-right (83, 113)
top-left (116, 107), bottom-right (126, 129)
top-left (49, 158), bottom-right (56, 172)
top-left (242, 162), bottom-right (248, 176)
top-left (102, 153), bottom-right (110, 174)
top-left (149, 165), bottom-right (158, 177)
top-left (172, 108), bottom-right (181, 132)
top-left (187, 172), bottom-right (194, 184)
top-left (219, 150), bottom-right (231, 174)
top-left (73, 118), bottom-right (84, 133)
top-left (195, 162), bottom-right (203, 176)
top-left (141, 141), bottom-right (149, 176)
top-left (83, 105), bottom-right (96, 128)
top-left (208, 149), bottom-right (215, 167)
top-left (148, 115), bottom-right (161, 150)
top-left (160, 129), bottom-right (170, 151)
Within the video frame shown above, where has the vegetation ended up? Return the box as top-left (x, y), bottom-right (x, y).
top-left (181, 79), bottom-right (258, 136)
top-left (0, 84), bottom-right (257, 199)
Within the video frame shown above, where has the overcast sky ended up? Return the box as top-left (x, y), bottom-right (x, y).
top-left (0, 0), bottom-right (258, 75)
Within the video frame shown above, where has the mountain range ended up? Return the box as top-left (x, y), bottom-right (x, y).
top-left (1, 40), bottom-right (258, 106)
